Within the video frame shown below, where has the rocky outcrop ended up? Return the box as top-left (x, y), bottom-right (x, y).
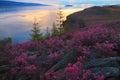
top-left (84, 57), bottom-right (120, 80)
top-left (47, 51), bottom-right (80, 72)
top-left (64, 5), bottom-right (120, 31)
top-left (0, 55), bottom-right (120, 80)
top-left (46, 52), bottom-right (120, 79)
top-left (84, 57), bottom-right (120, 68)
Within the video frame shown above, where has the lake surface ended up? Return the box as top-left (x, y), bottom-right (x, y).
top-left (0, 6), bottom-right (83, 43)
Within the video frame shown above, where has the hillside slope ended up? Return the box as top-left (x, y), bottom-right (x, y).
top-left (64, 5), bottom-right (120, 31)
top-left (67, 5), bottom-right (120, 21)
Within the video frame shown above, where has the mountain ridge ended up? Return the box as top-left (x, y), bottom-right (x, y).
top-left (63, 5), bottom-right (120, 31)
top-left (67, 5), bottom-right (120, 21)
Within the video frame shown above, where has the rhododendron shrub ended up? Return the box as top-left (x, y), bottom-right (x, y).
top-left (86, 20), bottom-right (120, 30)
top-left (44, 37), bottom-right (64, 51)
top-left (67, 27), bottom-right (117, 58)
top-left (41, 51), bottom-right (65, 70)
top-left (76, 46), bottom-right (91, 55)
top-left (21, 41), bottom-right (44, 51)
top-left (72, 27), bottom-right (116, 47)
top-left (11, 53), bottom-right (37, 76)
top-left (42, 37), bottom-right (67, 59)
top-left (3, 41), bottom-right (43, 56)
top-left (0, 47), bottom-right (37, 79)
top-left (94, 41), bottom-right (115, 55)
top-left (48, 52), bottom-right (61, 61)
top-left (41, 56), bottom-right (104, 80)
top-left (0, 25), bottom-right (119, 80)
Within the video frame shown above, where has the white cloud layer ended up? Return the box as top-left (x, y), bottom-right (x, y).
top-left (8, 0), bottom-right (120, 5)
top-left (80, 4), bottom-right (93, 8)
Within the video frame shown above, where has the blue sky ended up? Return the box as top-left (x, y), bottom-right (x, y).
top-left (3, 0), bottom-right (120, 6)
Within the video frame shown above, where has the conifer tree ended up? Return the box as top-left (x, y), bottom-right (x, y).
top-left (44, 27), bottom-right (51, 39)
top-left (30, 18), bottom-right (43, 41)
top-left (56, 8), bottom-right (64, 36)
top-left (51, 23), bottom-right (59, 36)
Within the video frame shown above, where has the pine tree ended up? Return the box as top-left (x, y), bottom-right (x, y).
top-left (30, 18), bottom-right (43, 41)
top-left (51, 23), bottom-right (59, 36)
top-left (44, 27), bottom-right (51, 39)
top-left (56, 8), bottom-right (64, 36)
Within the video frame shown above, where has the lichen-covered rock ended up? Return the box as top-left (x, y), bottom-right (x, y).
top-left (84, 57), bottom-right (120, 80)
top-left (91, 67), bottom-right (120, 77)
top-left (47, 51), bottom-right (80, 72)
top-left (84, 57), bottom-right (120, 69)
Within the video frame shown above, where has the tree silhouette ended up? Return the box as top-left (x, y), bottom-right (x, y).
top-left (51, 23), bottom-right (59, 36)
top-left (44, 27), bottom-right (51, 39)
top-left (30, 18), bottom-right (43, 41)
top-left (56, 8), bottom-right (64, 36)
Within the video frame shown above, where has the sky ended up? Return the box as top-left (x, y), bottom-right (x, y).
top-left (2, 0), bottom-right (120, 7)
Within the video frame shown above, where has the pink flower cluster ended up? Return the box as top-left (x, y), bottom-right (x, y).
top-left (94, 41), bottom-right (115, 54)
top-left (0, 25), bottom-right (119, 80)
top-left (42, 56), bottom-right (104, 80)
top-left (72, 27), bottom-right (116, 47)
top-left (77, 46), bottom-right (90, 54)
top-left (11, 54), bottom-right (36, 76)
top-left (23, 65), bottom-right (36, 75)
top-left (48, 52), bottom-right (61, 61)
top-left (44, 37), bottom-right (64, 49)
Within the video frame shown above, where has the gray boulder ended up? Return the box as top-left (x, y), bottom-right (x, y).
top-left (91, 67), bottom-right (120, 77)
top-left (84, 57), bottom-right (120, 69)
top-left (84, 57), bottom-right (120, 80)
top-left (47, 51), bottom-right (80, 72)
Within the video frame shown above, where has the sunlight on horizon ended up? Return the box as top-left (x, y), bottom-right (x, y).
top-left (62, 8), bottom-right (84, 20)
top-left (0, 6), bottom-right (83, 43)
top-left (20, 8), bottom-right (83, 29)
top-left (23, 8), bottom-right (83, 23)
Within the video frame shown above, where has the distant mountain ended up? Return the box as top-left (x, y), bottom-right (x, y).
top-left (0, 1), bottom-right (48, 7)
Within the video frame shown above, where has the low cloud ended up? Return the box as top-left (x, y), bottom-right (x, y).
top-left (7, 0), bottom-right (120, 5)
top-left (80, 4), bottom-right (93, 8)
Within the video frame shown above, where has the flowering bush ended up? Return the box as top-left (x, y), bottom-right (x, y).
top-left (11, 53), bottom-right (37, 76)
top-left (21, 41), bottom-right (44, 51)
top-left (44, 37), bottom-right (64, 49)
top-left (48, 52), bottom-right (61, 61)
top-left (0, 25), bottom-right (119, 80)
top-left (41, 56), bottom-right (104, 80)
top-left (72, 27), bottom-right (116, 47)
top-left (23, 65), bottom-right (37, 75)
top-left (94, 41), bottom-right (115, 54)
